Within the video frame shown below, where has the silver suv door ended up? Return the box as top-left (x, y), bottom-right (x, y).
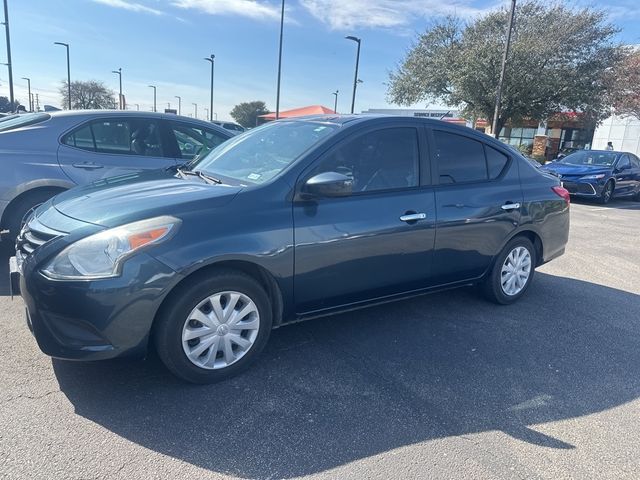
top-left (57, 116), bottom-right (176, 184)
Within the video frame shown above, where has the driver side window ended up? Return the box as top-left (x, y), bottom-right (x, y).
top-left (617, 155), bottom-right (631, 169)
top-left (313, 127), bottom-right (419, 193)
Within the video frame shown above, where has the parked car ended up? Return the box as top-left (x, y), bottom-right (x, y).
top-left (541, 150), bottom-right (640, 203)
top-left (210, 120), bottom-right (246, 135)
top-left (0, 110), bottom-right (233, 241)
top-left (11, 115), bottom-right (570, 384)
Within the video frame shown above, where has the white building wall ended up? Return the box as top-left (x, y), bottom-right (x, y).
top-left (592, 115), bottom-right (640, 155)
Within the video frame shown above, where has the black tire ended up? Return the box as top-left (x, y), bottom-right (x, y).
top-left (5, 189), bottom-right (62, 243)
top-left (154, 269), bottom-right (273, 384)
top-left (599, 180), bottom-right (614, 204)
top-left (482, 236), bottom-right (536, 305)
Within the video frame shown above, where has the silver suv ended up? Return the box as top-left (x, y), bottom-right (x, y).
top-left (0, 110), bottom-right (232, 241)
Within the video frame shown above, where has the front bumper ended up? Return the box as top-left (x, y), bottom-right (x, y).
top-left (17, 251), bottom-right (181, 361)
top-left (560, 179), bottom-right (606, 197)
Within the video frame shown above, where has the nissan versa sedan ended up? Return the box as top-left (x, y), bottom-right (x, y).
top-left (10, 115), bottom-right (570, 384)
top-left (541, 150), bottom-right (640, 203)
top-left (0, 110), bottom-right (232, 241)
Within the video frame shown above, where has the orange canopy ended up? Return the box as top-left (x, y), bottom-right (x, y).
top-left (259, 105), bottom-right (336, 120)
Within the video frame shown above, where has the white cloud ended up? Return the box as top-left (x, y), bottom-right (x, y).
top-left (299, 0), bottom-right (497, 30)
top-left (171, 0), bottom-right (281, 21)
top-left (91, 0), bottom-right (164, 15)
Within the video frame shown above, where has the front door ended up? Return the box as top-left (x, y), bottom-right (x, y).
top-left (57, 116), bottom-right (176, 184)
top-left (613, 154), bottom-right (636, 196)
top-left (293, 126), bottom-right (436, 314)
top-left (430, 128), bottom-right (522, 284)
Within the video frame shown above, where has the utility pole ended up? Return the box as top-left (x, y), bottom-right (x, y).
top-left (21, 77), bottom-right (31, 111)
top-left (3, 0), bottom-right (14, 106)
top-left (332, 89), bottom-right (338, 114)
top-left (275, 0), bottom-right (285, 119)
top-left (54, 42), bottom-right (71, 109)
top-left (148, 85), bottom-right (156, 112)
top-left (134, 103), bottom-right (139, 111)
top-left (491, 0), bottom-right (517, 138)
top-left (35, 93), bottom-right (39, 111)
top-left (345, 36), bottom-right (361, 114)
top-left (192, 102), bottom-right (197, 119)
top-left (204, 107), bottom-right (209, 121)
top-left (174, 95), bottom-right (181, 115)
top-left (111, 68), bottom-right (122, 109)
top-left (204, 54), bottom-right (215, 121)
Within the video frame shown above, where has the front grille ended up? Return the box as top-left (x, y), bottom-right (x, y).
top-left (561, 181), bottom-right (595, 195)
top-left (16, 220), bottom-right (64, 256)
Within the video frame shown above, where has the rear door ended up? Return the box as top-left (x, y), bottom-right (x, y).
top-left (430, 128), bottom-right (522, 285)
top-left (57, 116), bottom-right (176, 184)
top-left (293, 124), bottom-right (437, 314)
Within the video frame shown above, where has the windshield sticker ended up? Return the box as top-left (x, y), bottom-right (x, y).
top-left (247, 173), bottom-right (262, 181)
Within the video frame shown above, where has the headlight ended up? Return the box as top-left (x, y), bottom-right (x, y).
top-left (580, 173), bottom-right (606, 180)
top-left (42, 216), bottom-right (180, 280)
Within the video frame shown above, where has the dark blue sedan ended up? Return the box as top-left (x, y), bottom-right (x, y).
top-left (11, 115), bottom-right (570, 383)
top-left (542, 150), bottom-right (640, 204)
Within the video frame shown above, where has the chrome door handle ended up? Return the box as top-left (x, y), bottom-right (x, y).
top-left (501, 202), bottom-right (520, 210)
top-left (72, 162), bottom-right (103, 170)
top-left (400, 212), bottom-right (427, 222)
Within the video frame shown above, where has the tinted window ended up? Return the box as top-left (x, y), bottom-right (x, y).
top-left (434, 130), bottom-right (486, 183)
top-left (62, 118), bottom-right (163, 157)
top-left (313, 127), bottom-right (419, 193)
top-left (485, 145), bottom-right (509, 179)
top-left (170, 123), bottom-right (228, 160)
top-left (617, 155), bottom-right (631, 169)
top-left (631, 155), bottom-right (640, 168)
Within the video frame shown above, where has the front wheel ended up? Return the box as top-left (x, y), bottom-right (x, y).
top-left (483, 237), bottom-right (536, 305)
top-left (154, 269), bottom-right (273, 384)
top-left (599, 180), bottom-right (614, 204)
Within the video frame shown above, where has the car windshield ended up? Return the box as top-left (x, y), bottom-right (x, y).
top-left (0, 112), bottom-right (51, 132)
top-left (557, 151), bottom-right (618, 167)
top-left (193, 121), bottom-right (337, 184)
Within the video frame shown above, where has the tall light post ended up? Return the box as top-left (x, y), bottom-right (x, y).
top-left (111, 67), bottom-right (122, 109)
top-left (345, 36), bottom-right (361, 114)
top-left (491, 0), bottom-right (517, 138)
top-left (2, 0), bottom-right (14, 106)
top-left (204, 54), bottom-right (214, 121)
top-left (332, 89), bottom-right (338, 114)
top-left (192, 102), bottom-right (197, 119)
top-left (204, 107), bottom-right (209, 121)
top-left (148, 85), bottom-right (156, 112)
top-left (21, 77), bottom-right (31, 111)
top-left (174, 95), bottom-right (181, 115)
top-left (54, 41), bottom-right (71, 109)
top-left (275, 0), bottom-right (285, 119)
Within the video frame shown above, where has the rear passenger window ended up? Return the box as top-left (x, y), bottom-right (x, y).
top-left (485, 145), bottom-right (509, 179)
top-left (434, 131), bottom-right (486, 183)
top-left (63, 124), bottom-right (94, 151)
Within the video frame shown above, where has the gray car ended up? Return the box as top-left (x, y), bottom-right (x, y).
top-left (0, 110), bottom-right (232, 241)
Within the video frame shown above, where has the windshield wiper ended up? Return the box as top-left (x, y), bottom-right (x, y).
top-left (176, 167), bottom-right (222, 185)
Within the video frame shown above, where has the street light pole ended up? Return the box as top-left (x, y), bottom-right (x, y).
top-left (192, 102), bottom-right (197, 119)
top-left (204, 107), bottom-right (209, 120)
top-left (204, 54), bottom-right (215, 121)
top-left (275, 0), bottom-right (285, 119)
top-left (345, 36), bottom-right (361, 114)
top-left (111, 68), bottom-right (122, 109)
top-left (332, 89), bottom-right (338, 114)
top-left (148, 85), bottom-right (156, 112)
top-left (21, 77), bottom-right (31, 111)
top-left (2, 0), bottom-right (14, 106)
top-left (174, 95), bottom-right (181, 115)
top-left (54, 42), bottom-right (71, 109)
top-left (491, 0), bottom-right (517, 138)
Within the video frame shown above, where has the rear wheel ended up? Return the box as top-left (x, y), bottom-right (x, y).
top-left (599, 180), bottom-right (614, 204)
top-left (483, 237), bottom-right (536, 305)
top-left (154, 269), bottom-right (272, 384)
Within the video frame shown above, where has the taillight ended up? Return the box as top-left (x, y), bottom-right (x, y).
top-left (552, 185), bottom-right (570, 205)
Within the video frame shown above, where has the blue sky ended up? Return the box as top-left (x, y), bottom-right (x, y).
top-left (2, 0), bottom-right (639, 120)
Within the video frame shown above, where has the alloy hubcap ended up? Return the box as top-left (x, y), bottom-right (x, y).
top-left (500, 246), bottom-right (532, 296)
top-left (182, 291), bottom-right (260, 370)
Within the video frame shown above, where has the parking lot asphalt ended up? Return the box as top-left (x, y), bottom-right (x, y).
top-left (1, 199), bottom-right (639, 480)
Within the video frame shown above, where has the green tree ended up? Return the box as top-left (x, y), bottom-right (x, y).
top-left (230, 101), bottom-right (270, 128)
top-left (60, 80), bottom-right (117, 110)
top-left (387, 1), bottom-right (625, 136)
top-left (0, 96), bottom-right (20, 113)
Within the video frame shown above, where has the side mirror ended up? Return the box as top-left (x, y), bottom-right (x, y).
top-left (302, 171), bottom-right (353, 198)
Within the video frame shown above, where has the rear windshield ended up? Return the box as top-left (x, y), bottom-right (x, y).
top-left (0, 112), bottom-right (51, 132)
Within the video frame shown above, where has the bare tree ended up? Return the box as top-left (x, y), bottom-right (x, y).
top-left (60, 80), bottom-right (117, 110)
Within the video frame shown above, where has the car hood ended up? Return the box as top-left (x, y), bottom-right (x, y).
top-left (541, 163), bottom-right (612, 176)
top-left (51, 169), bottom-right (242, 228)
